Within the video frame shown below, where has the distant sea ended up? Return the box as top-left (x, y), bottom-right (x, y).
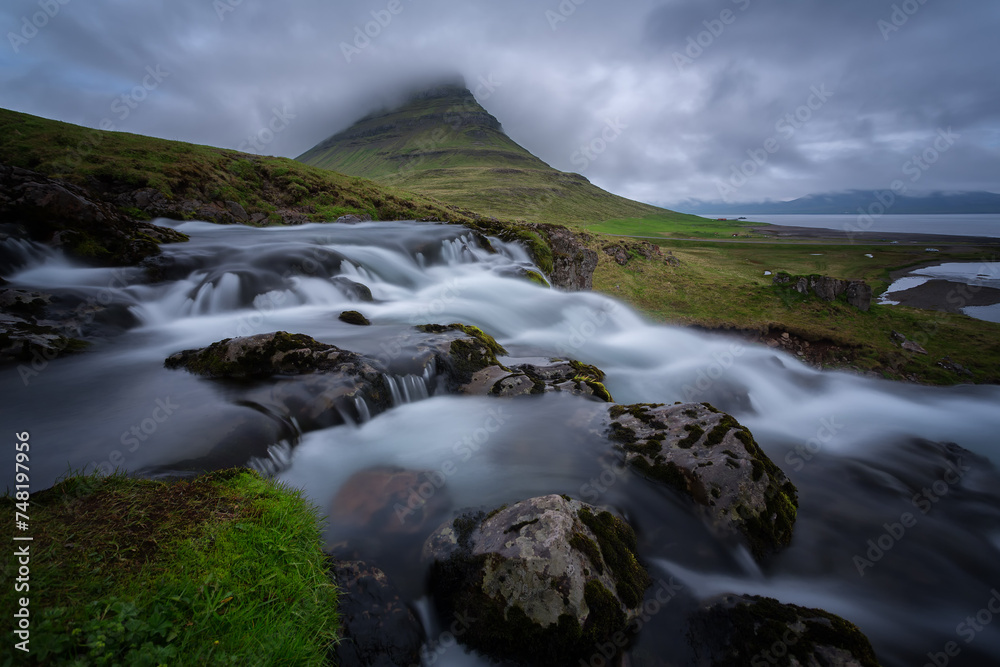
top-left (699, 213), bottom-right (1000, 239)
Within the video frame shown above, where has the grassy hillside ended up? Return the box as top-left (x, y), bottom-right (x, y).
top-left (297, 84), bottom-right (700, 226)
top-left (0, 107), bottom-right (475, 225)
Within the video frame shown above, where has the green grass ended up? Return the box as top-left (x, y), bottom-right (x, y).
top-left (586, 212), bottom-right (761, 239)
top-left (0, 107), bottom-right (475, 225)
top-left (591, 237), bottom-right (1000, 384)
top-left (0, 469), bottom-right (338, 666)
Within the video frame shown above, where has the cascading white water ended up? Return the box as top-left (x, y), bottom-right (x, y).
top-left (2, 219), bottom-right (999, 666)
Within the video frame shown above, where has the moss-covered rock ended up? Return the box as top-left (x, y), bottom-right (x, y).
top-left (423, 495), bottom-right (649, 665)
top-left (607, 402), bottom-right (798, 561)
top-left (687, 594), bottom-right (880, 667)
top-left (489, 358), bottom-right (614, 402)
top-left (338, 310), bottom-right (371, 326)
top-left (164, 331), bottom-right (393, 430)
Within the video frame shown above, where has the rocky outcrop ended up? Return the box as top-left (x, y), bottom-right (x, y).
top-left (773, 272), bottom-right (872, 311)
top-left (0, 164), bottom-right (187, 266)
top-left (423, 495), bottom-right (650, 665)
top-left (687, 594), bottom-right (880, 667)
top-left (328, 560), bottom-right (423, 667)
top-left (606, 402), bottom-right (798, 560)
top-left (602, 240), bottom-right (680, 268)
top-left (528, 223), bottom-right (598, 291)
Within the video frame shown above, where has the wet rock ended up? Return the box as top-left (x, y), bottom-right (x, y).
top-left (330, 466), bottom-right (452, 537)
top-left (328, 560), bottom-right (423, 667)
top-left (339, 310), bottom-right (371, 326)
top-left (164, 331), bottom-right (393, 430)
top-left (415, 323), bottom-right (611, 401)
top-left (423, 494), bottom-right (650, 665)
top-left (606, 402), bottom-right (798, 560)
top-left (331, 276), bottom-right (374, 302)
top-left (0, 163), bottom-right (187, 266)
top-left (164, 331), bottom-right (368, 378)
top-left (493, 359), bottom-right (613, 402)
top-left (335, 213), bottom-right (373, 224)
top-left (687, 594), bottom-right (880, 667)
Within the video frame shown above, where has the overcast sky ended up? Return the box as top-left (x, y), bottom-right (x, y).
top-left (2, 0), bottom-right (998, 207)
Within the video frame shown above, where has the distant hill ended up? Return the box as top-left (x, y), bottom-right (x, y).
top-left (296, 81), bottom-right (692, 226)
top-left (675, 191), bottom-right (1000, 216)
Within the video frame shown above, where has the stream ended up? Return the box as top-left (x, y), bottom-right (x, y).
top-left (3, 220), bottom-right (1000, 666)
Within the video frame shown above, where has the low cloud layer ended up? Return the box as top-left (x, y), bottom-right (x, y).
top-left (2, 0), bottom-right (997, 207)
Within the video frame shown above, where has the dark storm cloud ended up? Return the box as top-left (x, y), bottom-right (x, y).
top-left (1, 0), bottom-right (997, 205)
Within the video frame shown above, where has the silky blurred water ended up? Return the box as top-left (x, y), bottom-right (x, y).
top-left (3, 220), bottom-right (999, 665)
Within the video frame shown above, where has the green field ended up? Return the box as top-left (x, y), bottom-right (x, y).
top-left (591, 237), bottom-right (1000, 384)
top-left (586, 212), bottom-right (762, 239)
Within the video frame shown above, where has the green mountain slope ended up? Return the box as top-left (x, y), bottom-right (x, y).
top-left (297, 83), bottom-right (695, 226)
top-left (0, 107), bottom-right (476, 226)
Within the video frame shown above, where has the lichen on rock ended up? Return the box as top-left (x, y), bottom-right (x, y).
top-left (423, 494), bottom-right (650, 664)
top-left (606, 402), bottom-right (798, 560)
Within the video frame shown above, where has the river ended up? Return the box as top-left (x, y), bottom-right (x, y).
top-left (3, 220), bottom-right (1000, 666)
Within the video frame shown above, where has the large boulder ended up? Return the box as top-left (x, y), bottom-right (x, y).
top-left (606, 402), bottom-right (798, 560)
top-left (164, 331), bottom-right (393, 429)
top-left (328, 560), bottom-right (424, 667)
top-left (423, 494), bottom-right (650, 665)
top-left (687, 594), bottom-right (880, 667)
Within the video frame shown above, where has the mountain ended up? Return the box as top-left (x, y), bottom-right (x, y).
top-left (296, 81), bottom-right (679, 225)
top-left (675, 190), bottom-right (1000, 216)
